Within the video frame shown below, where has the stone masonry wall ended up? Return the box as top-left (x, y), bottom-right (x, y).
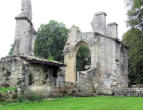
top-left (13, 0), bottom-right (36, 56)
top-left (64, 12), bottom-right (129, 94)
top-left (24, 82), bottom-right (95, 97)
top-left (0, 56), bottom-right (24, 87)
top-left (113, 88), bottom-right (143, 97)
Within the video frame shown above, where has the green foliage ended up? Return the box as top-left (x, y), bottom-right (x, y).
top-left (0, 87), bottom-right (17, 102)
top-left (126, 0), bottom-right (143, 30)
top-left (34, 20), bottom-right (90, 70)
top-left (124, 0), bottom-right (143, 85)
top-left (9, 20), bottom-right (90, 71)
top-left (122, 28), bottom-right (143, 84)
top-left (8, 44), bottom-right (14, 56)
top-left (1, 97), bottom-right (143, 110)
top-left (48, 55), bottom-right (54, 62)
top-left (34, 20), bottom-right (69, 62)
top-left (0, 87), bottom-right (16, 94)
top-left (76, 46), bottom-right (91, 71)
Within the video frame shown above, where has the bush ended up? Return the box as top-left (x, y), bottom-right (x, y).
top-left (0, 87), bottom-right (17, 102)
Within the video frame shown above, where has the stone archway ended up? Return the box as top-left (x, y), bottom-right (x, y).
top-left (64, 26), bottom-right (98, 83)
top-left (76, 43), bottom-right (91, 74)
top-left (63, 12), bottom-right (128, 93)
top-left (65, 41), bottom-right (91, 82)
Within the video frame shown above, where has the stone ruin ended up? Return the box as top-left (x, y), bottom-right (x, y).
top-left (64, 12), bottom-right (129, 94)
top-left (13, 0), bottom-right (36, 56)
top-left (0, 0), bottom-right (132, 96)
top-left (0, 0), bottom-right (65, 96)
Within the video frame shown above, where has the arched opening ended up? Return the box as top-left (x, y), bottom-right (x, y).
top-left (72, 41), bottom-right (91, 82)
top-left (64, 41), bottom-right (92, 83)
top-left (76, 45), bottom-right (91, 72)
top-left (76, 45), bottom-right (91, 82)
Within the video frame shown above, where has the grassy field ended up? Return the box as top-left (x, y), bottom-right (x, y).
top-left (0, 96), bottom-right (143, 110)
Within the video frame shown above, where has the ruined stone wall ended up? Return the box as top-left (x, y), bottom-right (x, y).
top-left (13, 19), bottom-right (34, 56)
top-left (0, 56), bottom-right (63, 88)
top-left (28, 64), bottom-right (60, 86)
top-left (94, 34), bottom-right (128, 94)
top-left (24, 82), bottom-right (95, 97)
top-left (94, 34), bottom-right (116, 92)
top-left (64, 27), bottom-right (98, 82)
top-left (64, 12), bottom-right (129, 94)
top-left (28, 64), bottom-right (45, 86)
top-left (113, 88), bottom-right (143, 97)
top-left (0, 57), bottom-right (24, 87)
top-left (24, 65), bottom-right (66, 95)
top-left (119, 45), bottom-right (128, 87)
top-left (77, 68), bottom-right (96, 84)
top-left (64, 30), bottom-right (128, 94)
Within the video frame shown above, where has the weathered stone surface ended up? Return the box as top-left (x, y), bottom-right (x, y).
top-left (107, 23), bottom-right (118, 39)
top-left (13, 0), bottom-right (36, 56)
top-left (64, 13), bottom-right (129, 94)
top-left (91, 12), bottom-right (107, 35)
top-left (16, 0), bottom-right (32, 21)
top-left (0, 0), bottom-right (129, 96)
top-left (113, 88), bottom-right (143, 97)
top-left (0, 56), bottom-right (24, 87)
top-left (0, 56), bottom-right (65, 89)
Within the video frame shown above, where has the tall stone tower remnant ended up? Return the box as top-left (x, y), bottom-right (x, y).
top-left (12, 0), bottom-right (36, 56)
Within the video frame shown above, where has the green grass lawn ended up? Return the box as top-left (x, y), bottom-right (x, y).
top-left (0, 96), bottom-right (143, 110)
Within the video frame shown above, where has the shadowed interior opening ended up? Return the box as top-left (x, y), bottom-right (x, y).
top-left (76, 45), bottom-right (91, 72)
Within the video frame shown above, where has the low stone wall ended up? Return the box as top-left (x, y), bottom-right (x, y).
top-left (23, 82), bottom-right (95, 97)
top-left (94, 88), bottom-right (113, 95)
top-left (4, 86), bottom-right (143, 98)
top-left (113, 88), bottom-right (143, 97)
top-left (62, 82), bottom-right (95, 96)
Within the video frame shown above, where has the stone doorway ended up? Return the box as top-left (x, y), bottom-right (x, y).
top-left (76, 45), bottom-right (91, 82)
top-left (64, 26), bottom-right (97, 82)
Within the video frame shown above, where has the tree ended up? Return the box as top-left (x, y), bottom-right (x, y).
top-left (76, 46), bottom-right (91, 71)
top-left (123, 0), bottom-right (143, 85)
top-left (122, 28), bottom-right (143, 84)
top-left (126, 0), bottom-right (143, 30)
top-left (9, 20), bottom-right (90, 72)
top-left (35, 20), bottom-right (91, 70)
top-left (34, 20), bottom-right (69, 62)
top-left (8, 44), bottom-right (14, 56)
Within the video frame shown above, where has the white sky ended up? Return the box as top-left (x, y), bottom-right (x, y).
top-left (0, 0), bottom-right (128, 58)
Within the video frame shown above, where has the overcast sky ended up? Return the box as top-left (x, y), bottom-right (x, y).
top-left (0, 0), bottom-right (128, 58)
